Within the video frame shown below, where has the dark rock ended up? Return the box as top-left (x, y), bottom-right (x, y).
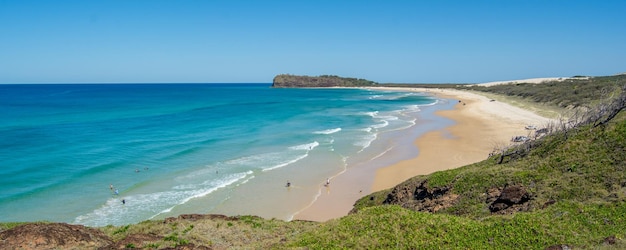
top-left (383, 179), bottom-right (458, 213)
top-left (542, 199), bottom-right (556, 209)
top-left (488, 185), bottom-right (531, 214)
top-left (603, 235), bottom-right (617, 245)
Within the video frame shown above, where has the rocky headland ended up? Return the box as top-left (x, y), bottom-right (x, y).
top-left (271, 74), bottom-right (377, 88)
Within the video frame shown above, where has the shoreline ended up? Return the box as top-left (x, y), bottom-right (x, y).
top-left (294, 87), bottom-right (552, 221)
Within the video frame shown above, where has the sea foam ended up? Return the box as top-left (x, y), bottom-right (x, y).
top-left (313, 128), bottom-right (342, 134)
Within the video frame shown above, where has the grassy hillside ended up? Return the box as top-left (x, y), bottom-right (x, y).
top-left (2, 78), bottom-right (625, 249)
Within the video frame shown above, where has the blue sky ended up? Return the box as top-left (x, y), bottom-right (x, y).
top-left (1, 0), bottom-right (625, 83)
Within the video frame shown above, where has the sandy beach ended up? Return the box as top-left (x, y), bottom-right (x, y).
top-left (294, 87), bottom-right (553, 221)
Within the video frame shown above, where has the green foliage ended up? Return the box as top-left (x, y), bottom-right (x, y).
top-left (112, 225), bottom-right (130, 235)
top-left (182, 224), bottom-right (193, 234)
top-left (0, 222), bottom-right (28, 231)
top-left (144, 243), bottom-right (160, 249)
top-left (291, 203), bottom-right (626, 249)
top-left (458, 75), bottom-right (626, 109)
top-left (163, 232), bottom-right (189, 246)
top-left (272, 74), bottom-right (378, 87)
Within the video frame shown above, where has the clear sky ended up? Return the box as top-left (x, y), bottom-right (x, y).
top-left (1, 0), bottom-right (625, 83)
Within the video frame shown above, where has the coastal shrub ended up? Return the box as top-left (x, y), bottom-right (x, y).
top-left (0, 222), bottom-right (28, 231)
top-left (113, 225), bottom-right (130, 235)
top-left (458, 75), bottom-right (625, 110)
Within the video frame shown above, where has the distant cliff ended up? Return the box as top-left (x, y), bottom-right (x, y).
top-left (272, 74), bottom-right (378, 88)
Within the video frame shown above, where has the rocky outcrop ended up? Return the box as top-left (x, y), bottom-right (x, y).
top-left (383, 179), bottom-right (459, 212)
top-left (272, 74), bottom-right (377, 88)
top-left (0, 223), bottom-right (112, 250)
top-left (487, 185), bottom-right (532, 214)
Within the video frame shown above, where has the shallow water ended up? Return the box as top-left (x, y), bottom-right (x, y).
top-left (0, 84), bottom-right (450, 226)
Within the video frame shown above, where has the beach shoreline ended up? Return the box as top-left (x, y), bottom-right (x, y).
top-left (294, 87), bottom-right (553, 221)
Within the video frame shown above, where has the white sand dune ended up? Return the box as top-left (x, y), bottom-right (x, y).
top-left (476, 77), bottom-right (575, 87)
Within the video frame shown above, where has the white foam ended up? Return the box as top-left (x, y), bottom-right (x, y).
top-left (74, 171), bottom-right (252, 227)
top-left (289, 141), bottom-right (319, 150)
top-left (371, 120), bottom-right (389, 129)
top-left (370, 146), bottom-right (394, 161)
top-left (355, 133), bottom-right (377, 152)
top-left (387, 92), bottom-right (415, 100)
top-left (419, 99), bottom-right (439, 106)
top-left (402, 105), bottom-right (422, 113)
top-left (221, 142), bottom-right (317, 173)
top-left (152, 172), bottom-right (248, 217)
top-left (262, 153), bottom-right (308, 172)
top-left (239, 175), bottom-right (255, 185)
top-left (362, 111), bottom-right (378, 117)
top-left (313, 128), bottom-right (342, 135)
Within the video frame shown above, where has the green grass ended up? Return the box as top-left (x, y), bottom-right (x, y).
top-left (99, 215), bottom-right (318, 249)
top-left (0, 222), bottom-right (29, 231)
top-left (290, 203), bottom-right (626, 249)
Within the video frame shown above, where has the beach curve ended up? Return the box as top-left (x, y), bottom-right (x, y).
top-left (294, 87), bottom-right (553, 221)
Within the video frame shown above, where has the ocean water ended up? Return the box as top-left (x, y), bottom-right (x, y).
top-left (0, 84), bottom-right (453, 226)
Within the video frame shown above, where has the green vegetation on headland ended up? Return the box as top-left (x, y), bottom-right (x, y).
top-left (458, 75), bottom-right (626, 110)
top-left (2, 75), bottom-right (626, 249)
top-left (272, 74), bottom-right (378, 88)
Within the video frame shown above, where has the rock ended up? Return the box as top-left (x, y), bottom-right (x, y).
top-left (603, 235), bottom-right (616, 245)
top-left (383, 179), bottom-right (458, 213)
top-left (0, 223), bottom-right (112, 250)
top-left (542, 199), bottom-right (556, 209)
top-left (488, 185), bottom-right (531, 214)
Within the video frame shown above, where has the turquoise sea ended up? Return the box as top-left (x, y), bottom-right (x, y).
top-left (0, 84), bottom-right (454, 226)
